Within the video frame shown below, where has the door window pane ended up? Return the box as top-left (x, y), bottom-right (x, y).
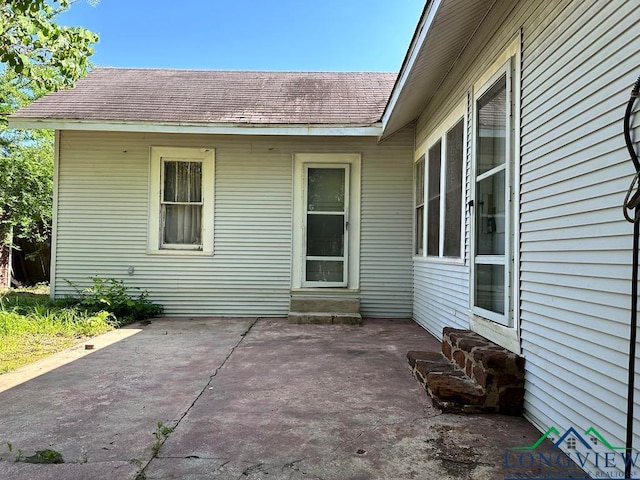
top-left (475, 170), bottom-right (505, 255)
top-left (444, 120), bottom-right (464, 257)
top-left (307, 214), bottom-right (344, 256)
top-left (306, 260), bottom-right (343, 282)
top-left (477, 75), bottom-right (506, 175)
top-left (427, 141), bottom-right (441, 256)
top-left (307, 168), bottom-right (345, 212)
top-left (475, 264), bottom-right (505, 314)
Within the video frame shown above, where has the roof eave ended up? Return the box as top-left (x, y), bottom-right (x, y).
top-left (380, 0), bottom-right (497, 139)
top-left (8, 117), bottom-right (384, 137)
top-left (380, 0), bottom-right (441, 134)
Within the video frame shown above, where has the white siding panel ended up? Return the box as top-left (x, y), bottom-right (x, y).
top-left (360, 127), bottom-right (414, 317)
top-left (413, 261), bottom-right (469, 338)
top-left (519, 0), bottom-right (640, 474)
top-left (55, 130), bottom-right (414, 317)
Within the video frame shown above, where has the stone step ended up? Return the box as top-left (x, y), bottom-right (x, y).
top-left (407, 351), bottom-right (488, 413)
top-left (287, 312), bottom-right (362, 325)
top-left (407, 328), bottom-right (526, 415)
top-left (442, 328), bottom-right (524, 412)
top-left (289, 297), bottom-right (360, 314)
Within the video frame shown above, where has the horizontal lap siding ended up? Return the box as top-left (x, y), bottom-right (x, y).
top-left (360, 127), bottom-right (414, 317)
top-left (413, 261), bottom-right (469, 338)
top-left (54, 130), bottom-right (413, 317)
top-left (520, 0), bottom-right (640, 472)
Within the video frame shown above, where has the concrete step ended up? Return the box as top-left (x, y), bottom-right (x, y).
top-left (288, 312), bottom-right (362, 325)
top-left (289, 297), bottom-right (360, 314)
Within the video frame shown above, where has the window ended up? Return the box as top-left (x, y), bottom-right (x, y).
top-left (471, 54), bottom-right (515, 325)
top-left (444, 121), bottom-right (464, 257)
top-left (416, 115), bottom-right (465, 259)
top-left (414, 156), bottom-right (424, 255)
top-left (162, 161), bottom-right (202, 248)
top-left (148, 147), bottom-right (214, 254)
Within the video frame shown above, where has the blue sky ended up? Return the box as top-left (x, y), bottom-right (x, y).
top-left (57, 0), bottom-right (425, 72)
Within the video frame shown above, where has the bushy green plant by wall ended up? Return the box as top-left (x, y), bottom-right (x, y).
top-left (67, 278), bottom-right (163, 326)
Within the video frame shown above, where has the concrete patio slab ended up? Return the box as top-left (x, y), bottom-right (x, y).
top-left (0, 317), bottom-right (587, 479)
top-left (0, 317), bottom-right (256, 479)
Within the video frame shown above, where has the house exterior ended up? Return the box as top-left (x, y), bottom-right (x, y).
top-left (9, 0), bottom-right (640, 477)
top-left (10, 70), bottom-right (415, 318)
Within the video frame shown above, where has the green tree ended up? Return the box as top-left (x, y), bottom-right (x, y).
top-left (0, 68), bottom-right (54, 250)
top-left (0, 1), bottom-right (98, 282)
top-left (0, 0), bottom-right (98, 91)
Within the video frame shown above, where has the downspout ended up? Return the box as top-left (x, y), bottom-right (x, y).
top-left (623, 75), bottom-right (640, 480)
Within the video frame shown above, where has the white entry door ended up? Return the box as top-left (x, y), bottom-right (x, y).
top-left (303, 164), bottom-right (349, 287)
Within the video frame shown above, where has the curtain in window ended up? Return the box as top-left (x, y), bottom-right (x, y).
top-left (163, 161), bottom-right (203, 245)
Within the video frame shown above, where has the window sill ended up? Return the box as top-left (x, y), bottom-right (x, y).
top-left (468, 313), bottom-right (520, 354)
top-left (413, 256), bottom-right (466, 266)
top-left (291, 287), bottom-right (360, 294)
top-left (146, 249), bottom-right (213, 257)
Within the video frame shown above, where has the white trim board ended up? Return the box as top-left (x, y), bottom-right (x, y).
top-left (9, 118), bottom-right (384, 137)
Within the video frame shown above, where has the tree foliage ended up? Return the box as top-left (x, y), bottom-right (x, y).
top-left (0, 0), bottom-right (98, 90)
top-left (0, 1), bottom-right (98, 251)
top-left (0, 69), bottom-right (54, 248)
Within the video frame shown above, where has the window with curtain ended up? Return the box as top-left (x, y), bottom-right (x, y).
top-left (148, 147), bottom-right (214, 255)
top-left (161, 161), bottom-right (203, 248)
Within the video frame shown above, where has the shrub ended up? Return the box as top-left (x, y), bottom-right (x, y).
top-left (66, 278), bottom-right (163, 326)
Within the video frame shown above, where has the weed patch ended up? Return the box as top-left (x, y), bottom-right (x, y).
top-left (0, 287), bottom-right (115, 373)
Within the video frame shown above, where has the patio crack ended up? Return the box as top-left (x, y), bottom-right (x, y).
top-left (171, 317), bottom-right (260, 427)
top-left (137, 317), bottom-right (260, 478)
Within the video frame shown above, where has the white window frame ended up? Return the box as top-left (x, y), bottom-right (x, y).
top-left (468, 35), bottom-right (521, 353)
top-left (148, 146), bottom-right (215, 255)
top-left (414, 100), bottom-right (467, 263)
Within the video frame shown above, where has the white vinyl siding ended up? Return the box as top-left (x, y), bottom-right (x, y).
top-left (53, 128), bottom-right (413, 317)
top-left (412, 0), bottom-right (640, 475)
top-left (519, 0), bottom-right (640, 474)
top-left (413, 261), bottom-right (469, 335)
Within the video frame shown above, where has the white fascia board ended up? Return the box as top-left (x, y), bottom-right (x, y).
top-left (8, 117), bottom-right (383, 137)
top-left (381, 0), bottom-right (442, 131)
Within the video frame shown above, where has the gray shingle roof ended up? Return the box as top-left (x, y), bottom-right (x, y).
top-left (13, 68), bottom-right (397, 125)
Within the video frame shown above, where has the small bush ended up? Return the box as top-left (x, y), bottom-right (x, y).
top-left (66, 278), bottom-right (163, 326)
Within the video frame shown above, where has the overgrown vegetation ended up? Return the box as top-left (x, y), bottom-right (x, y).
top-left (0, 286), bottom-right (113, 373)
top-left (0, 279), bottom-right (163, 374)
top-left (66, 278), bottom-right (164, 326)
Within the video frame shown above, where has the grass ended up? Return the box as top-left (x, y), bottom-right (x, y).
top-left (0, 286), bottom-right (116, 374)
